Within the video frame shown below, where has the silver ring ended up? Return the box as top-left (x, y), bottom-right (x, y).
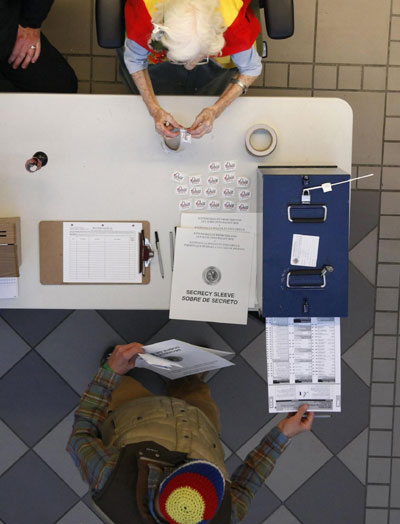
top-left (30, 45), bottom-right (36, 50)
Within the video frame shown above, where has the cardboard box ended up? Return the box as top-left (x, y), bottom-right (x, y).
top-left (0, 217), bottom-right (21, 277)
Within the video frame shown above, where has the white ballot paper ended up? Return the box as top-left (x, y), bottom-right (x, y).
top-left (169, 228), bottom-right (254, 324)
top-left (180, 213), bottom-right (257, 307)
top-left (266, 317), bottom-right (341, 412)
top-left (63, 222), bottom-right (142, 283)
top-left (0, 277), bottom-right (18, 299)
top-left (136, 339), bottom-right (234, 378)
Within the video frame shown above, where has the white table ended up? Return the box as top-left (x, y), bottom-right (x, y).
top-left (0, 94), bottom-right (352, 308)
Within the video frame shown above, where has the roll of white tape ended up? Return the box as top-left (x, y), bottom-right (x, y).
top-left (162, 129), bottom-right (191, 154)
top-left (245, 124), bottom-right (277, 157)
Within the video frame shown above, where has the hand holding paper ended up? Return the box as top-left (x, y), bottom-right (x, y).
top-left (107, 343), bottom-right (145, 375)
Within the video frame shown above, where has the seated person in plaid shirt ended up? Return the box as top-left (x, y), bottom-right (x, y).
top-left (67, 343), bottom-right (314, 524)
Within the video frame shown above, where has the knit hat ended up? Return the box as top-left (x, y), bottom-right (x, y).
top-left (158, 460), bottom-right (225, 524)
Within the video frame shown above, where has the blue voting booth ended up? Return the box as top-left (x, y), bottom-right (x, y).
top-left (257, 166), bottom-right (350, 318)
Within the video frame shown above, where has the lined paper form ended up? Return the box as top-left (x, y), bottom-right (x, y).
top-left (63, 222), bottom-right (142, 283)
top-left (0, 277), bottom-right (18, 298)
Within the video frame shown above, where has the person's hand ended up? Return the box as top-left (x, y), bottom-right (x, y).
top-left (106, 342), bottom-right (145, 375)
top-left (153, 107), bottom-right (183, 138)
top-left (187, 107), bottom-right (216, 138)
top-left (8, 25), bottom-right (41, 70)
top-left (276, 404), bottom-right (315, 438)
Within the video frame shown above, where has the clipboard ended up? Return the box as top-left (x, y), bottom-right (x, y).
top-left (258, 167), bottom-right (350, 317)
top-left (39, 221), bottom-right (151, 285)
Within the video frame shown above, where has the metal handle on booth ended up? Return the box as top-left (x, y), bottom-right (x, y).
top-left (286, 265), bottom-right (334, 289)
top-left (287, 204), bottom-right (328, 223)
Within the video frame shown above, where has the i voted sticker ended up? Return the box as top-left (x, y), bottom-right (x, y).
top-left (224, 160), bottom-right (236, 171)
top-left (208, 200), bottom-right (221, 210)
top-left (237, 176), bottom-right (250, 188)
top-left (223, 200), bottom-right (235, 210)
top-left (239, 189), bottom-right (251, 201)
top-left (189, 174), bottom-right (202, 185)
top-left (190, 186), bottom-right (203, 196)
top-left (194, 199), bottom-right (207, 209)
top-left (237, 202), bottom-right (249, 212)
top-left (204, 187), bottom-right (218, 198)
top-left (175, 184), bottom-right (189, 195)
top-left (179, 199), bottom-right (192, 210)
top-left (172, 171), bottom-right (185, 183)
top-left (207, 175), bottom-right (219, 185)
top-left (222, 187), bottom-right (235, 198)
top-left (223, 172), bottom-right (236, 184)
top-left (208, 161), bottom-right (221, 172)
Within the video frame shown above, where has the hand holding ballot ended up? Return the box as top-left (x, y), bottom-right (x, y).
top-left (107, 342), bottom-right (145, 375)
top-left (276, 404), bottom-right (315, 438)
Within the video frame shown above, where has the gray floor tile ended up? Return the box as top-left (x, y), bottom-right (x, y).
top-left (225, 452), bottom-right (242, 477)
top-left (373, 359), bottom-right (396, 382)
top-left (382, 167), bottom-right (400, 190)
top-left (342, 329), bottom-right (373, 385)
top-left (97, 309), bottom-right (170, 344)
top-left (241, 331), bottom-right (267, 381)
top-left (0, 317), bottom-right (30, 378)
top-left (394, 408), bottom-right (400, 456)
top-left (36, 310), bottom-right (124, 395)
top-left (208, 356), bottom-right (273, 450)
top-left (390, 509), bottom-right (400, 523)
top-left (374, 336), bottom-right (397, 359)
top-left (0, 352), bottom-right (79, 446)
top-left (209, 314), bottom-right (265, 352)
top-left (381, 193), bottom-right (400, 215)
top-left (377, 265), bottom-right (400, 287)
top-left (34, 411), bottom-right (88, 497)
top-left (0, 421), bottom-right (28, 476)
top-left (371, 383), bottom-right (395, 405)
top-left (349, 227), bottom-right (378, 285)
top-left (146, 318), bottom-right (233, 353)
top-left (56, 502), bottom-right (103, 524)
top-left (380, 216), bottom-right (400, 239)
top-left (397, 356), bottom-right (400, 405)
top-left (376, 288), bottom-right (400, 311)
top-left (370, 407), bottom-right (394, 429)
top-left (286, 458), bottom-right (365, 524)
top-left (368, 457), bottom-right (392, 483)
top-left (375, 312), bottom-right (398, 335)
top-left (237, 415), bottom-right (332, 501)
top-left (311, 363), bottom-right (369, 454)
top-left (349, 192), bottom-right (380, 249)
top-left (369, 430), bottom-right (393, 456)
top-left (337, 428), bottom-right (368, 485)
top-left (366, 509), bottom-right (389, 524)
top-left (391, 459), bottom-right (400, 508)
top-left (220, 439), bottom-right (233, 461)
top-left (240, 484), bottom-right (281, 524)
top-left (0, 309), bottom-right (72, 347)
top-left (263, 506), bottom-right (301, 524)
top-left (379, 240), bottom-right (400, 263)
top-left (367, 484), bottom-right (390, 507)
top-left (341, 264), bottom-right (375, 351)
top-left (0, 451), bottom-right (78, 524)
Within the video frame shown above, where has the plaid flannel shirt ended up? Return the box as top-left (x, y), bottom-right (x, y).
top-left (67, 367), bottom-right (290, 522)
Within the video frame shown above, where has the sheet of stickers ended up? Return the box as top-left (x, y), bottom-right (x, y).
top-left (171, 160), bottom-right (251, 212)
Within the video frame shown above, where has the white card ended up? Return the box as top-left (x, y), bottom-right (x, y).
top-left (290, 234), bottom-right (320, 267)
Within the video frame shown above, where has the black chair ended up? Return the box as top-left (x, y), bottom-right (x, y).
top-left (95, 0), bottom-right (294, 90)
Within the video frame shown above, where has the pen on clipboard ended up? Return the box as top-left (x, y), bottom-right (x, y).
top-left (154, 231), bottom-right (164, 279)
top-left (170, 231), bottom-right (175, 271)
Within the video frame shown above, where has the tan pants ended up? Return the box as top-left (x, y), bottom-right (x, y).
top-left (110, 375), bottom-right (221, 433)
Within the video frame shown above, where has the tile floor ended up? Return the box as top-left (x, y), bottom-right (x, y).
top-left (1, 0), bottom-right (400, 523)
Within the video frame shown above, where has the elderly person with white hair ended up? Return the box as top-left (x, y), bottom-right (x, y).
top-left (124, 0), bottom-right (262, 138)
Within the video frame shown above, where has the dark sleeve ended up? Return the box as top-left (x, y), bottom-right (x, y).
top-left (19, 0), bottom-right (55, 29)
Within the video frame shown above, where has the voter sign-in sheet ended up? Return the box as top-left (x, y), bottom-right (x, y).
top-left (266, 317), bottom-right (341, 412)
top-left (63, 222), bottom-right (142, 283)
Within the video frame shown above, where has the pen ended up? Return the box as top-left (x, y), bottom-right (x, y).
top-left (154, 231), bottom-right (164, 279)
top-left (170, 231), bottom-right (175, 271)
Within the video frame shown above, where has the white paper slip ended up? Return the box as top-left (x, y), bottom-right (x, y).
top-left (137, 339), bottom-right (235, 378)
top-left (170, 228), bottom-right (254, 324)
top-left (180, 213), bottom-right (257, 308)
top-left (63, 222), bottom-right (143, 283)
top-left (0, 277), bottom-right (18, 299)
top-left (266, 317), bottom-right (341, 413)
top-left (290, 234), bottom-right (319, 267)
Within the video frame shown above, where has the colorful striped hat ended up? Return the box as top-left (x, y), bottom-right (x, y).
top-left (158, 460), bottom-right (225, 524)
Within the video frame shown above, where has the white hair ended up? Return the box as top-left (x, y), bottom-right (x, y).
top-left (152, 0), bottom-right (226, 63)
